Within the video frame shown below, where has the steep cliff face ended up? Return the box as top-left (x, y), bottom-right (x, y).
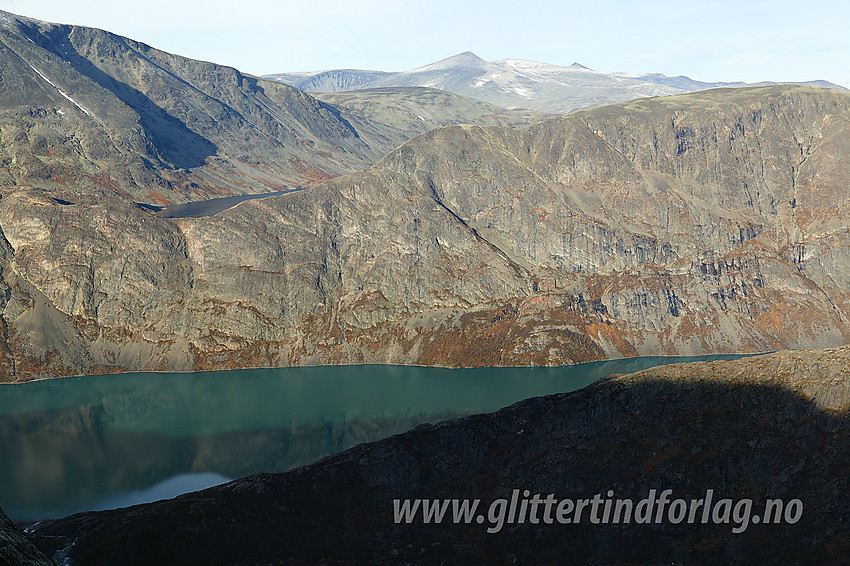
top-left (1, 86), bottom-right (849, 380)
top-left (29, 346), bottom-right (850, 565)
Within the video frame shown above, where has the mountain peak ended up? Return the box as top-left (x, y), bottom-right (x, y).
top-left (409, 51), bottom-right (487, 73)
top-left (450, 51), bottom-right (485, 62)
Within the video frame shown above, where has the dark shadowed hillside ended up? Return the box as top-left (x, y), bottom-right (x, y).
top-left (29, 346), bottom-right (850, 565)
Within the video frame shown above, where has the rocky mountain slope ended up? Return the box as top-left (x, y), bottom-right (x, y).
top-left (0, 12), bottom-right (541, 205)
top-left (2, 84), bottom-right (850, 381)
top-left (1, 506), bottom-right (52, 566)
top-left (29, 345), bottom-right (850, 565)
top-left (267, 51), bottom-right (847, 114)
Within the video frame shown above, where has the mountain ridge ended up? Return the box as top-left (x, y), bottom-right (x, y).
top-left (0, 11), bottom-right (542, 205)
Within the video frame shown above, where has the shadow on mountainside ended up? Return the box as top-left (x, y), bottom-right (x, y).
top-left (27, 374), bottom-right (850, 566)
top-left (20, 22), bottom-right (218, 171)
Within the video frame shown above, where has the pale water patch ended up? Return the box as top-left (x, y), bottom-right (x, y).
top-left (90, 473), bottom-right (231, 512)
top-left (156, 190), bottom-right (293, 218)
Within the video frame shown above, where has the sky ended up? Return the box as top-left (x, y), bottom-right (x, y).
top-left (2, 0), bottom-right (848, 88)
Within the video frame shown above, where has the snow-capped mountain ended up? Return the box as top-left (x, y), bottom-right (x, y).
top-left (267, 52), bottom-right (846, 114)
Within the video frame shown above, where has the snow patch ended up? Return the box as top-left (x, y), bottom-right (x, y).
top-left (26, 63), bottom-right (91, 116)
top-left (56, 109), bottom-right (65, 115)
top-left (501, 59), bottom-right (560, 72)
top-left (473, 79), bottom-right (487, 88)
top-left (23, 521), bottom-right (42, 534)
top-left (417, 115), bottom-right (427, 122)
top-left (512, 87), bottom-right (533, 97)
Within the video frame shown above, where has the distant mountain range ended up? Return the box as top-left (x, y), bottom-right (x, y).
top-left (266, 51), bottom-right (847, 114)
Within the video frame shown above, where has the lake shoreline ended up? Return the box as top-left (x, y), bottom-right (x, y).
top-left (2, 350), bottom-right (770, 386)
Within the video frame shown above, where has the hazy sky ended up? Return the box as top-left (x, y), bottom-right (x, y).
top-left (3, 0), bottom-right (848, 87)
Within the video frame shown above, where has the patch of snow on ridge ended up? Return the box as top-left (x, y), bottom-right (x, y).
top-left (501, 59), bottom-right (561, 72)
top-left (513, 87), bottom-right (533, 97)
top-left (27, 63), bottom-right (91, 115)
top-left (473, 79), bottom-right (487, 87)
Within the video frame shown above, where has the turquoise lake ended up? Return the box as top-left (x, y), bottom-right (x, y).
top-left (0, 355), bottom-right (746, 521)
